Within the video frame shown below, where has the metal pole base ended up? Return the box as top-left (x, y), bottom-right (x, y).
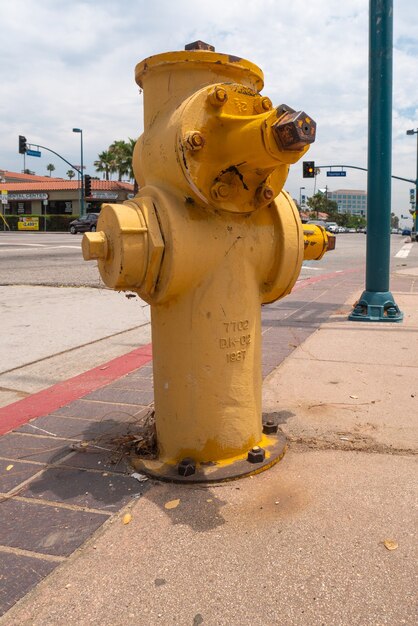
top-left (130, 432), bottom-right (287, 484)
top-left (348, 290), bottom-right (403, 323)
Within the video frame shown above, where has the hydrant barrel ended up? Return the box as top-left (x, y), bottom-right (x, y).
top-left (83, 44), bottom-right (333, 482)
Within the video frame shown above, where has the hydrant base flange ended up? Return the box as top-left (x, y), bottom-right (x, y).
top-left (130, 432), bottom-right (286, 484)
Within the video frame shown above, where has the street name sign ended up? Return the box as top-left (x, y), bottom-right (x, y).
top-left (326, 171), bottom-right (347, 177)
top-left (26, 149), bottom-right (41, 157)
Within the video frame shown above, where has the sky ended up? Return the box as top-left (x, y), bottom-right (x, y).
top-left (1, 0), bottom-right (417, 223)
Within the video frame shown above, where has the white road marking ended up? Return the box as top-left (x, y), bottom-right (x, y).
top-left (0, 242), bottom-right (46, 247)
top-left (301, 265), bottom-right (322, 270)
top-left (395, 243), bottom-right (413, 258)
top-left (0, 244), bottom-right (80, 251)
top-left (44, 245), bottom-right (81, 249)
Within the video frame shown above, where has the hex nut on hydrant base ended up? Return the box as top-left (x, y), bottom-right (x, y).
top-left (82, 44), bottom-right (334, 483)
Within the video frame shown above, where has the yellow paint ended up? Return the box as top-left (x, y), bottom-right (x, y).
top-left (83, 46), bottom-right (331, 470)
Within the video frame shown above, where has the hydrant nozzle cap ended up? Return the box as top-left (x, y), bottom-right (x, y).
top-left (82, 231), bottom-right (108, 261)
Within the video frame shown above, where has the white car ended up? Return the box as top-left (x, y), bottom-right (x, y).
top-left (325, 223), bottom-right (338, 233)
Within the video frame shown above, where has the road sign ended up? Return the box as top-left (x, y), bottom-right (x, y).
top-left (26, 149), bottom-right (41, 157)
top-left (326, 171), bottom-right (347, 177)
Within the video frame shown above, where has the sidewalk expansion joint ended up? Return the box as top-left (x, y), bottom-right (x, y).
top-left (1, 494), bottom-right (113, 516)
top-left (0, 545), bottom-right (66, 563)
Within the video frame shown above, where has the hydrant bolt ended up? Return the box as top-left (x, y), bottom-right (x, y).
top-left (211, 181), bottom-right (232, 201)
top-left (185, 131), bottom-right (205, 151)
top-left (178, 457), bottom-right (196, 477)
top-left (247, 447), bottom-right (266, 463)
top-left (263, 420), bottom-right (278, 434)
top-left (208, 86), bottom-right (228, 107)
top-left (256, 185), bottom-right (275, 204)
top-left (254, 96), bottom-right (273, 114)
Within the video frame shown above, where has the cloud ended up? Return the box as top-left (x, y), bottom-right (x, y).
top-left (0, 0), bottom-right (417, 217)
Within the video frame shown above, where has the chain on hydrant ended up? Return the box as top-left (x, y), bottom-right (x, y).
top-left (82, 41), bottom-right (335, 482)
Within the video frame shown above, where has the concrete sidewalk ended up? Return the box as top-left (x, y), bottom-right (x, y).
top-left (1, 273), bottom-right (417, 625)
top-left (0, 285), bottom-right (151, 407)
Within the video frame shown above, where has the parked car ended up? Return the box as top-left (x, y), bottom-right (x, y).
top-left (401, 228), bottom-right (411, 236)
top-left (325, 222), bottom-right (338, 233)
top-left (307, 220), bottom-right (328, 229)
top-left (69, 213), bottom-right (99, 234)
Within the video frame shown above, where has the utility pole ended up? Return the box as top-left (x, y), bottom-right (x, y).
top-left (349, 0), bottom-right (402, 322)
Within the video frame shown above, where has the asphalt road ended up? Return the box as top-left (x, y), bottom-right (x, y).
top-left (0, 232), bottom-right (102, 287)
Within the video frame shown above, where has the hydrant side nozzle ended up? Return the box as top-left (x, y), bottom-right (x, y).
top-left (302, 224), bottom-right (336, 261)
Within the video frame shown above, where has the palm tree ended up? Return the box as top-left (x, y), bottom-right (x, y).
top-left (124, 138), bottom-right (136, 181)
top-left (108, 140), bottom-right (131, 181)
top-left (46, 164), bottom-right (55, 177)
top-left (94, 150), bottom-right (116, 181)
top-left (94, 138), bottom-right (139, 191)
top-left (67, 169), bottom-right (75, 180)
top-left (125, 137), bottom-right (138, 193)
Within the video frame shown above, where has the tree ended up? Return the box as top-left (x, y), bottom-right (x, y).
top-left (306, 192), bottom-right (338, 218)
top-left (46, 163), bottom-right (55, 177)
top-left (94, 150), bottom-right (116, 181)
top-left (391, 212), bottom-right (399, 229)
top-left (95, 139), bottom-right (138, 189)
top-left (67, 169), bottom-right (75, 180)
top-left (108, 140), bottom-right (132, 181)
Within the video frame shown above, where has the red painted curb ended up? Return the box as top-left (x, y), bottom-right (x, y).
top-left (0, 344), bottom-right (153, 436)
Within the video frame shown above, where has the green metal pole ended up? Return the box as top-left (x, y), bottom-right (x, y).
top-left (415, 132), bottom-right (418, 240)
top-left (349, 0), bottom-right (403, 322)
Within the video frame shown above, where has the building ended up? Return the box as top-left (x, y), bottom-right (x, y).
top-left (327, 189), bottom-right (367, 217)
top-left (0, 170), bottom-right (135, 217)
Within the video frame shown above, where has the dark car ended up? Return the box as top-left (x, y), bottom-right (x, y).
top-left (69, 213), bottom-right (99, 234)
top-left (402, 228), bottom-right (411, 236)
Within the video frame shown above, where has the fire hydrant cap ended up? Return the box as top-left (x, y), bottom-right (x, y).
top-left (135, 50), bottom-right (264, 91)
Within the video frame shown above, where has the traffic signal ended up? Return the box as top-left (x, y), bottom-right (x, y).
top-left (303, 161), bottom-right (315, 178)
top-left (84, 174), bottom-right (92, 197)
top-left (18, 135), bottom-right (27, 154)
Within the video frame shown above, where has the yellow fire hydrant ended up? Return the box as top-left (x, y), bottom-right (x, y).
top-left (82, 41), bottom-right (334, 482)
